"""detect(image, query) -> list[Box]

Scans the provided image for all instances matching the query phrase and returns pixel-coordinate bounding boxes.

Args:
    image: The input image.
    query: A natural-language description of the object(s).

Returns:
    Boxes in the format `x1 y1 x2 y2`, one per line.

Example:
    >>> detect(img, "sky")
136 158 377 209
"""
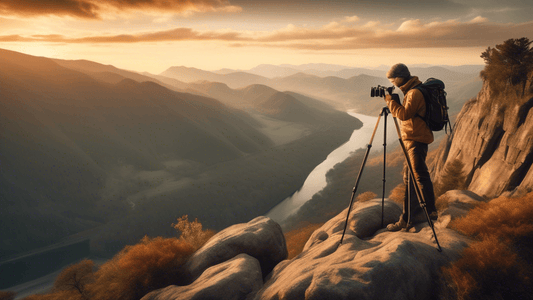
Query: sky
0 0 532 73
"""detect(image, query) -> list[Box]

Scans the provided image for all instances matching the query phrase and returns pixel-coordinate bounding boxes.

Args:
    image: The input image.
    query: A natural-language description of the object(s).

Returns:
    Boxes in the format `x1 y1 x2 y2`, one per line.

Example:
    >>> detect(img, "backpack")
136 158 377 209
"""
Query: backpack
414 78 452 133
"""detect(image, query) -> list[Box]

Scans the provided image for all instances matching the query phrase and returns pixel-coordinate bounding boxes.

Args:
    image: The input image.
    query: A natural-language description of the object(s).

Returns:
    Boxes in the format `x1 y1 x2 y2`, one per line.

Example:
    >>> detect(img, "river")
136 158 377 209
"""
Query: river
266 110 398 224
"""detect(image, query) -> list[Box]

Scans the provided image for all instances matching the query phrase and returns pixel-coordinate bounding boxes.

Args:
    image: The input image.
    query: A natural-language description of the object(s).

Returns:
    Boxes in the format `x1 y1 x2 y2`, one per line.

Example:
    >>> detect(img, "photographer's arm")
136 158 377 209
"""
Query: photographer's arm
384 90 423 121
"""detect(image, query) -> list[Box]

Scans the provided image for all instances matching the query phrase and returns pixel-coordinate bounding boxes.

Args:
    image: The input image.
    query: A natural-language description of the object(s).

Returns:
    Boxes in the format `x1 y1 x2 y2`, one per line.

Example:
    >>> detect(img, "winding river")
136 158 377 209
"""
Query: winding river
266 110 398 223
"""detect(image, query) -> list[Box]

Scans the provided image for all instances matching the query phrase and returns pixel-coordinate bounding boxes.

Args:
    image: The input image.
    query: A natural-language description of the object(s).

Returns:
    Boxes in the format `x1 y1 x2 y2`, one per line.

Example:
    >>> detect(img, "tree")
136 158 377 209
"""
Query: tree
435 159 466 198
52 259 95 300
481 38 533 94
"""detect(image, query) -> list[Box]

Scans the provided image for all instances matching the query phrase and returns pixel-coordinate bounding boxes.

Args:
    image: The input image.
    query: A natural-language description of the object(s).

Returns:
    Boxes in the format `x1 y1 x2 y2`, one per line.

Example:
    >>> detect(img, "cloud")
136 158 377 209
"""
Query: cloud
0 27 247 43
0 0 242 19
1 17 532 51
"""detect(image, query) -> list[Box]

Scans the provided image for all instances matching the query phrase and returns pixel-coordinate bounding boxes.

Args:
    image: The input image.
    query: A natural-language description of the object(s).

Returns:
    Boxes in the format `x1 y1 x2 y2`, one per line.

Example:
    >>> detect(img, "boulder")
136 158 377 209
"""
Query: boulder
141 254 263 300
254 199 472 300
438 190 485 225
182 216 287 282
304 198 402 251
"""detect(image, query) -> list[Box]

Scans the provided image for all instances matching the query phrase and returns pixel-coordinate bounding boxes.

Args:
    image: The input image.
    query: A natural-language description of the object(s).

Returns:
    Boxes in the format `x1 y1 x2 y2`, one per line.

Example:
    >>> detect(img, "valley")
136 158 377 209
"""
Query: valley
0 48 483 294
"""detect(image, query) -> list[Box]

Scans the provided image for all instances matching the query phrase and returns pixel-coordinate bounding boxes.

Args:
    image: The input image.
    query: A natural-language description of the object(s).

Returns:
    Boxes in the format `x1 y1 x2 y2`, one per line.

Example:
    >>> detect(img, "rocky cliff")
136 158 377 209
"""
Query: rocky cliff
431 71 533 199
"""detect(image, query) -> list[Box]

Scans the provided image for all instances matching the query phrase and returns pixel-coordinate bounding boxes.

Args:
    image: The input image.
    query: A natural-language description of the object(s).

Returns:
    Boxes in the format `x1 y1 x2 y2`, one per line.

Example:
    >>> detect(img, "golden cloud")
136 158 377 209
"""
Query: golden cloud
0 0 241 19
1 17 532 50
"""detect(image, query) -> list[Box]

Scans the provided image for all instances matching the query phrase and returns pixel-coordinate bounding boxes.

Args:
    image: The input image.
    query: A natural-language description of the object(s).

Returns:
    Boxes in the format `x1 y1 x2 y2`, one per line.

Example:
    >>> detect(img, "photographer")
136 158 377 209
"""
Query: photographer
383 63 438 231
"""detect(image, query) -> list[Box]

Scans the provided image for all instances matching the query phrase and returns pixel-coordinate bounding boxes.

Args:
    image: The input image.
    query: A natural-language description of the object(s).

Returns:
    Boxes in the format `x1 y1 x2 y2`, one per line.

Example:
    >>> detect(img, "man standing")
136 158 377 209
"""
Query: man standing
384 63 438 231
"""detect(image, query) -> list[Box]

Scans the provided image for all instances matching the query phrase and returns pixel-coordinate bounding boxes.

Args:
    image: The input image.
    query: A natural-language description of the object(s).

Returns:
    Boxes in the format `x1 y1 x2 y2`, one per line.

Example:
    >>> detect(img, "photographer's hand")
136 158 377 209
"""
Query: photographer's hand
384 94 392 102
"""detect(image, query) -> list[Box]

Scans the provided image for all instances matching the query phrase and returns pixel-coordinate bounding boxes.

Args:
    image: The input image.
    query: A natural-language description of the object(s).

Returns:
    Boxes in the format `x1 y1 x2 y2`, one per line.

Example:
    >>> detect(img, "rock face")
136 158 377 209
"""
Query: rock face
254 198 474 300
438 190 485 223
431 75 533 199
142 196 482 300
141 254 263 300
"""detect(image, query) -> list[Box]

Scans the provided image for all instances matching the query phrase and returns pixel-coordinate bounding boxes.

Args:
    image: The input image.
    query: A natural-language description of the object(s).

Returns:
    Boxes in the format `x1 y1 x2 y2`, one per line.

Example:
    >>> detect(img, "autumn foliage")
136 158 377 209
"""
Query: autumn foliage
0 291 16 300
442 192 533 299
283 222 324 260
21 216 214 300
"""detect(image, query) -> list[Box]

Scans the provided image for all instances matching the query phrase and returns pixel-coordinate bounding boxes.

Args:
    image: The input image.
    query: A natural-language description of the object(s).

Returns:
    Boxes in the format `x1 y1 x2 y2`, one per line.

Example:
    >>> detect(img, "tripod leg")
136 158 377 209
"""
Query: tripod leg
391 117 443 252
340 113 383 245
381 110 388 228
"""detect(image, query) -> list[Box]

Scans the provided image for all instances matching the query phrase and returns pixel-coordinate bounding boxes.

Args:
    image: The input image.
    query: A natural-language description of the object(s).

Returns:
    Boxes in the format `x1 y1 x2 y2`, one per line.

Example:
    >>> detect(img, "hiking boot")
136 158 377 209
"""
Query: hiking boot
387 218 408 232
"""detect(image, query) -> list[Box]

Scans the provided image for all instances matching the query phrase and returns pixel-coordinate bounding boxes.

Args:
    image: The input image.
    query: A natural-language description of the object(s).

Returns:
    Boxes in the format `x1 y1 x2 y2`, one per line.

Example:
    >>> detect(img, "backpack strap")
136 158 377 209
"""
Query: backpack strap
412 84 427 122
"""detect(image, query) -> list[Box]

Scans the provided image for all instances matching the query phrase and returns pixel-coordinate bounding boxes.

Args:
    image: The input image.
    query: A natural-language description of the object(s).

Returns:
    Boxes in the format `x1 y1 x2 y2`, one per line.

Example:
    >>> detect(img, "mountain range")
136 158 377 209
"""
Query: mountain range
158 64 483 114
0 48 360 260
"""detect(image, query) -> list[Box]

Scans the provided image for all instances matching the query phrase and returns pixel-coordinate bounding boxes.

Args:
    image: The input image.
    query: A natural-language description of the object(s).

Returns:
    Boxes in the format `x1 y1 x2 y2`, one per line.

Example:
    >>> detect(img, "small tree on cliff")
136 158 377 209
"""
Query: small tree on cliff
480 38 533 95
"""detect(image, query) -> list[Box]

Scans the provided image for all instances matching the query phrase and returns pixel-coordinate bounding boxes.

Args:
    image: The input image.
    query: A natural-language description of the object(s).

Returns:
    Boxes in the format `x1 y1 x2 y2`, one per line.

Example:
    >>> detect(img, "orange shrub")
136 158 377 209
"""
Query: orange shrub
442 236 529 300
21 216 215 300
173 215 216 251
53 259 94 299
356 191 377 202
388 183 405 205
284 222 324 259
451 192 533 241
442 192 533 300
434 159 466 198
435 193 450 212
0 291 16 300
88 236 195 300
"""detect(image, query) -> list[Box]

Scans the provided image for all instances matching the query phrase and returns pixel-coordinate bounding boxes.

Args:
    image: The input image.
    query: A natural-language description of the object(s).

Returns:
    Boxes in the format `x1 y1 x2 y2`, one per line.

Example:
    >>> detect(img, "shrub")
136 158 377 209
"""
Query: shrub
284 222 324 259
173 215 216 251
356 191 377 202
442 236 530 300
88 236 195 300
388 183 405 205
21 216 215 300
0 291 16 300
52 259 94 300
441 192 533 299
451 193 533 241
435 193 450 212
434 159 466 198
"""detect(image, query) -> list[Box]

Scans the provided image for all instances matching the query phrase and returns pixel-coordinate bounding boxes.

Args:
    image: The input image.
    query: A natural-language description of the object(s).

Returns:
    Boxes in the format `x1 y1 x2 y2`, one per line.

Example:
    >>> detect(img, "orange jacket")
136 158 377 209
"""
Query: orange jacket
385 76 434 144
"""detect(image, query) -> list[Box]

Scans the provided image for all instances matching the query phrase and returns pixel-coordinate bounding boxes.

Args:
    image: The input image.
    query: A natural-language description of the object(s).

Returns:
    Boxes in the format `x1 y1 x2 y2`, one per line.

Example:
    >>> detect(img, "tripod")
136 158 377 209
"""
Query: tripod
339 106 442 252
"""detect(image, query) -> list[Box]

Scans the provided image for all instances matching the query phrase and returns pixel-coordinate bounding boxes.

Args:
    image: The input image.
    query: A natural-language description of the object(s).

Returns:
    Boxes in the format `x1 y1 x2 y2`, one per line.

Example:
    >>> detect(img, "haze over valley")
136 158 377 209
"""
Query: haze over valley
0 45 487 267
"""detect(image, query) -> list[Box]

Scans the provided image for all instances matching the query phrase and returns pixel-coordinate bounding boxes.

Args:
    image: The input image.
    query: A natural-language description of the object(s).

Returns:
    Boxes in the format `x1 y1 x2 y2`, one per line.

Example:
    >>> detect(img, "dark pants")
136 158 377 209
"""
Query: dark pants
401 141 437 221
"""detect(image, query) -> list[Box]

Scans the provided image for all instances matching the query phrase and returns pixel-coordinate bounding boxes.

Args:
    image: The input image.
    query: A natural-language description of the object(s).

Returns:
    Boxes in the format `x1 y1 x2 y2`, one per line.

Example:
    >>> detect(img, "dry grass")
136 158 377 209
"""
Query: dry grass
172 215 216 251
434 159 466 198
367 146 404 168
451 193 533 240
441 192 533 300
21 216 214 300
0 291 16 300
89 236 195 300
388 183 405 205
284 222 325 259
435 193 450 212
356 191 377 202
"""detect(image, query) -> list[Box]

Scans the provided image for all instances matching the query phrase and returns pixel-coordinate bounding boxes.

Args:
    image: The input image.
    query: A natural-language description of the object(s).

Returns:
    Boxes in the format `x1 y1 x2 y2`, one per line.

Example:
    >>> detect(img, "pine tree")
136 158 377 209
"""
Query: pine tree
481 38 533 95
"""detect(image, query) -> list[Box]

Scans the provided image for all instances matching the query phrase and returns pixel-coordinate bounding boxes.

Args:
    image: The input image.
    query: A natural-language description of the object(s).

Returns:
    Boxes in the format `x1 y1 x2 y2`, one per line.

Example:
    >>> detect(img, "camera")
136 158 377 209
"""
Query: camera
370 85 395 97
371 85 401 104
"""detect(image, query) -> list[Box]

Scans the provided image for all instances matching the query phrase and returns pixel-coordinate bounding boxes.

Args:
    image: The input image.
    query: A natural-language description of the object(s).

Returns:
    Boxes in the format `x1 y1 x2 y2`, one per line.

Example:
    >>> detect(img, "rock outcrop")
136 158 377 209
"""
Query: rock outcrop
143 194 483 300
431 74 533 199
181 216 287 282
254 198 474 300
142 254 263 300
